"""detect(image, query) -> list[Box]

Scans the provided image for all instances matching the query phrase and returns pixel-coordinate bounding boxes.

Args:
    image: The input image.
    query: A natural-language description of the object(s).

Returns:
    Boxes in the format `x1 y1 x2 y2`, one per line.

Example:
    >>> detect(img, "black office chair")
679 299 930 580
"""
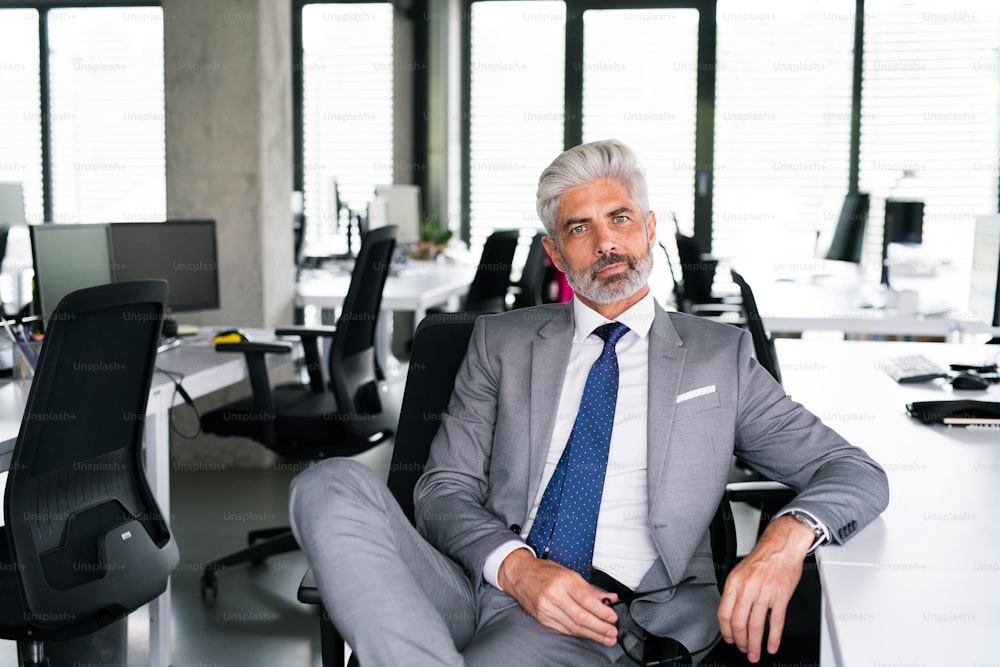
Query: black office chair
673 232 742 317
0 280 178 666
463 229 521 312
198 225 402 599
510 231 547 310
296 312 739 667
729 269 781 385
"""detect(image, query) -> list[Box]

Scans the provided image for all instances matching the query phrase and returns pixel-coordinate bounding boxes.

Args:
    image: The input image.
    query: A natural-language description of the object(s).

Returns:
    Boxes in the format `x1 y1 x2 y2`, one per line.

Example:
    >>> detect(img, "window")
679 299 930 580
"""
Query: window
46 7 166 223
468 1 565 250
0 9 42 223
714 0 855 263
300 2 394 257
581 8 699 234
859 0 1000 273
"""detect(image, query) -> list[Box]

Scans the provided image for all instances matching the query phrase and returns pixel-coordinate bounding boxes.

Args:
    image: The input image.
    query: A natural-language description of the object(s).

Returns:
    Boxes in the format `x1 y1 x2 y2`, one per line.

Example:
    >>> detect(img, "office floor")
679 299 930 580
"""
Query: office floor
0 447 817 667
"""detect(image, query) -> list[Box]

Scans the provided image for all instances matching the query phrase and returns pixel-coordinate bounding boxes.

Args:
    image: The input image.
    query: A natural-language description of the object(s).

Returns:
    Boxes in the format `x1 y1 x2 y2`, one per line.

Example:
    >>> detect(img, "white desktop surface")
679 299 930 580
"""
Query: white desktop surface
296 260 476 324
775 338 1000 665
0 329 296 667
735 258 999 339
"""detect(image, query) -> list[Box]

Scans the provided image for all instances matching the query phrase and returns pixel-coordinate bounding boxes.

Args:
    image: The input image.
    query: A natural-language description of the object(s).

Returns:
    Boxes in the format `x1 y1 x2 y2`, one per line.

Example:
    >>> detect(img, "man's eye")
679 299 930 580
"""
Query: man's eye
570 225 586 234
613 215 629 223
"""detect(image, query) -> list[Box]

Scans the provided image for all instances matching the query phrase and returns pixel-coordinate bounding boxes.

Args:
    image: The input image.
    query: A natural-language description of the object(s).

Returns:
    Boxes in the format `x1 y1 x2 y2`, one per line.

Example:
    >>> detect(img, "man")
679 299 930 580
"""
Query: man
290 139 889 666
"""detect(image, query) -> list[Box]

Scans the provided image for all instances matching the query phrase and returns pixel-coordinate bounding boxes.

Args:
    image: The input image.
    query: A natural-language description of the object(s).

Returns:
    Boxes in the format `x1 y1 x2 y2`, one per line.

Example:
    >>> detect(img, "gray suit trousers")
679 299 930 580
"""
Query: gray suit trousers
289 459 633 667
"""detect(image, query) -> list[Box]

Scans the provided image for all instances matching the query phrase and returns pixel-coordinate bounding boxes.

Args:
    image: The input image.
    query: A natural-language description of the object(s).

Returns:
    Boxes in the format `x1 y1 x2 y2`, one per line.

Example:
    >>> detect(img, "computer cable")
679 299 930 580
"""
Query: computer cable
154 366 202 439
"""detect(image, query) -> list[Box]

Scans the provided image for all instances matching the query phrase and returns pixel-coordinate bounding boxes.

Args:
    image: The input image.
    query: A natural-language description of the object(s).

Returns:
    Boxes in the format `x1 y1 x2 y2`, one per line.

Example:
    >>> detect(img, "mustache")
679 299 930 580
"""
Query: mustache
590 253 638 275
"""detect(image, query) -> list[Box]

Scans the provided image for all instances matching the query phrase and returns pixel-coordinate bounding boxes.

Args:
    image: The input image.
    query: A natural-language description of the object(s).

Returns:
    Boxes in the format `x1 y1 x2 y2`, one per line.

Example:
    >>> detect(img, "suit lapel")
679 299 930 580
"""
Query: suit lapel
645 307 690 582
527 306 575 503
646 307 686 508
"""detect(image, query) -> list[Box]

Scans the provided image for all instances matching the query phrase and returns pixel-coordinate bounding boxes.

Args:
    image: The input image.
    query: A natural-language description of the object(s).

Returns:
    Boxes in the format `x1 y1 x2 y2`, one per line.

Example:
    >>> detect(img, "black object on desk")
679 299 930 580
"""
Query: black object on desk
907 399 1000 425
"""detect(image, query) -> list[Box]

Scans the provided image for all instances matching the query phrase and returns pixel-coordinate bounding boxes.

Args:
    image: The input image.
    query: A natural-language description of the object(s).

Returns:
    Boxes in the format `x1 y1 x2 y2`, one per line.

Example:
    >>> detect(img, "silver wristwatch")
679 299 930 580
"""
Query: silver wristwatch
786 510 827 549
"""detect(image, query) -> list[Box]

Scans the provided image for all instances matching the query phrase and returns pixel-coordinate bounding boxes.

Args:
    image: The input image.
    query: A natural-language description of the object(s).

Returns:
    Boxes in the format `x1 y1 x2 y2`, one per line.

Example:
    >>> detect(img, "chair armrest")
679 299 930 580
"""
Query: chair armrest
215 341 294 354
274 327 336 392
298 568 321 605
275 325 337 338
213 341 294 448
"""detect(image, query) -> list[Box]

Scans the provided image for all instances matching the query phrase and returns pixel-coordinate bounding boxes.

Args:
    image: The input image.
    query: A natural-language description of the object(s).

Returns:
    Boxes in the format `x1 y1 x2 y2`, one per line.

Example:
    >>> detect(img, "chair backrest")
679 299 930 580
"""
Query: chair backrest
1 280 178 642
329 225 397 418
385 313 479 523
511 231 547 310
464 229 520 312
730 270 782 385
825 192 870 264
674 232 718 309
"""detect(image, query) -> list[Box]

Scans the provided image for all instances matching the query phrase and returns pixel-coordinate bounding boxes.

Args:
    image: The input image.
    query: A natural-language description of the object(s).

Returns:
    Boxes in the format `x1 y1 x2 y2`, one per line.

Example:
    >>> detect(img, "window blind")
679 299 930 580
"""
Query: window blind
468 1 565 251
0 9 43 224
301 2 394 257
859 0 1000 276
48 7 166 223
714 0 855 264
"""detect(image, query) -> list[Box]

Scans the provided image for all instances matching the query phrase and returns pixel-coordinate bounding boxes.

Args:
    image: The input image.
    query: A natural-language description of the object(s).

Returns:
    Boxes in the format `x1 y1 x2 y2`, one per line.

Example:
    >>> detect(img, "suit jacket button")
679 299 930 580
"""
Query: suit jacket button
509 524 521 534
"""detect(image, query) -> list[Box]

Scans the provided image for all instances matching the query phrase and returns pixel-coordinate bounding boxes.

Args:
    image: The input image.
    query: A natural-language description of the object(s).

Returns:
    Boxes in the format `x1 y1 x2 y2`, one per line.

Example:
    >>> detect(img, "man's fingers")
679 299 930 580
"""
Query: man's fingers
766 604 786 656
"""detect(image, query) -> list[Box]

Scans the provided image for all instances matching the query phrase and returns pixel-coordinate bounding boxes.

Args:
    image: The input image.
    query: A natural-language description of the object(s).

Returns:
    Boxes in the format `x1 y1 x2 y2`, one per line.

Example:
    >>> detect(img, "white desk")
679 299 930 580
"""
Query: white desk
775 338 1000 665
297 261 476 375
296 260 476 328
0 331 295 667
734 258 1000 340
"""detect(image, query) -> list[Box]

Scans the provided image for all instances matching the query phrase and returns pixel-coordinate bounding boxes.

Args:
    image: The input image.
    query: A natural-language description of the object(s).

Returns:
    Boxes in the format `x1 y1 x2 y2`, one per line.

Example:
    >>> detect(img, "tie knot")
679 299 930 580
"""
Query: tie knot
593 321 629 347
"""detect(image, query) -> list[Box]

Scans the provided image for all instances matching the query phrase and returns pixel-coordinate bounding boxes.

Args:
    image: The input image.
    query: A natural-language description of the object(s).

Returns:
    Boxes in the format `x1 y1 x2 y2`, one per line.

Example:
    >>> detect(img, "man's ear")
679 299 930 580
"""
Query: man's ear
542 235 566 273
646 210 658 245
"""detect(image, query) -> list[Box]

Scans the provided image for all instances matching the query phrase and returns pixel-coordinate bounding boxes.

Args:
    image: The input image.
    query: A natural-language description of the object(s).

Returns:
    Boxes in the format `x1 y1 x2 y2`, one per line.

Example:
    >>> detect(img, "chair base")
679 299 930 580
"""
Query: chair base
200 529 299 601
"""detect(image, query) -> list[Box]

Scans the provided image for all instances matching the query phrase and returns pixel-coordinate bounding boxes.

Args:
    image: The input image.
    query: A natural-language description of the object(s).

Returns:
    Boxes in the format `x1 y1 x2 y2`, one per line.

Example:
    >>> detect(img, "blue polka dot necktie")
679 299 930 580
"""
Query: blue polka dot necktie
526 321 630 580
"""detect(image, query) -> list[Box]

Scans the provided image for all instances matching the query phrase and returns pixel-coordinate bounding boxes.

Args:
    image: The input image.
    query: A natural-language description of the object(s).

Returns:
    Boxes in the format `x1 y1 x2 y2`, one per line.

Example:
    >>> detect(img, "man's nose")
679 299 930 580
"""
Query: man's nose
594 224 617 254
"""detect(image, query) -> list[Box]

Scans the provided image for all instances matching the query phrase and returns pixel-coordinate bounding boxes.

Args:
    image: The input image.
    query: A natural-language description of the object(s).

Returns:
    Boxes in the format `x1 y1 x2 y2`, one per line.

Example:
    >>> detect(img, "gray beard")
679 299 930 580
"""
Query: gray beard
559 245 653 305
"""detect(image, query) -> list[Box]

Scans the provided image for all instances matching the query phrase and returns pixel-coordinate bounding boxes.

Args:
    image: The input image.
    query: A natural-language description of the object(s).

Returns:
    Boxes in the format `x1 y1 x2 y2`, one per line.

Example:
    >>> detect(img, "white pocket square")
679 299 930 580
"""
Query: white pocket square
676 385 716 404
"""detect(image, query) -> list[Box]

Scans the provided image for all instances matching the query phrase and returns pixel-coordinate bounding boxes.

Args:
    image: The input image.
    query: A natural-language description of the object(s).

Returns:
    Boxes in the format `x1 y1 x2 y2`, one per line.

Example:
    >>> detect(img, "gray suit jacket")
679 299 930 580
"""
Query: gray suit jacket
414 302 889 651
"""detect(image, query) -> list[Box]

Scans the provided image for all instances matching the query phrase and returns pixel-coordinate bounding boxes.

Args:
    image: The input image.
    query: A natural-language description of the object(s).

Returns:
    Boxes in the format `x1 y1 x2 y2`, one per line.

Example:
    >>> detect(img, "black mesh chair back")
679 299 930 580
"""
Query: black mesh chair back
729 270 781 384
329 225 397 426
0 280 178 645
511 231 547 310
385 312 479 521
464 229 520 312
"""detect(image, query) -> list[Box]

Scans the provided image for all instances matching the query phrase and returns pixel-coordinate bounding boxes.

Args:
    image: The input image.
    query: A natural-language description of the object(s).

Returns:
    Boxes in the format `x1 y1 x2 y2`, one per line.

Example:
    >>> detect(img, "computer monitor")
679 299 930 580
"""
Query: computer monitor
373 184 421 244
824 192 870 263
0 182 26 224
969 214 1000 327
884 200 924 245
108 220 220 315
30 223 114 327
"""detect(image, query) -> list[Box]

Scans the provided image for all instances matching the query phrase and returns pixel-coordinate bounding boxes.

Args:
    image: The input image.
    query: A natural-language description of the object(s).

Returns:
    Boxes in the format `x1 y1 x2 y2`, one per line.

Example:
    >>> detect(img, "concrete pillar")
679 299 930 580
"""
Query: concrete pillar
162 0 293 329
162 0 293 467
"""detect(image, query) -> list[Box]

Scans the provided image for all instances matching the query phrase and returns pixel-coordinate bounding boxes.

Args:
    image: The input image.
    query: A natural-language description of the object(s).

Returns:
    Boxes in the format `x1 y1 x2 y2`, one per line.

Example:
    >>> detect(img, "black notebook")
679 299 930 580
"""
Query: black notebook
906 400 1000 426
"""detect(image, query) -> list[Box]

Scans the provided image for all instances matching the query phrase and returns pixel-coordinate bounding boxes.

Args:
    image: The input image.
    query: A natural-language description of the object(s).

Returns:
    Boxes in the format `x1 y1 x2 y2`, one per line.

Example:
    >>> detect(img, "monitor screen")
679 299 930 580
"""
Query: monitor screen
373 184 421 244
30 223 114 326
969 214 1000 327
109 220 220 313
884 200 924 244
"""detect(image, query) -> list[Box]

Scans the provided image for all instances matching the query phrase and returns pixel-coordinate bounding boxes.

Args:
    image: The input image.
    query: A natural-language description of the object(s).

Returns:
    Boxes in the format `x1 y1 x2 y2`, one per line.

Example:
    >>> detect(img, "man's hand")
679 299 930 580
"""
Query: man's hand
717 514 815 663
498 548 619 646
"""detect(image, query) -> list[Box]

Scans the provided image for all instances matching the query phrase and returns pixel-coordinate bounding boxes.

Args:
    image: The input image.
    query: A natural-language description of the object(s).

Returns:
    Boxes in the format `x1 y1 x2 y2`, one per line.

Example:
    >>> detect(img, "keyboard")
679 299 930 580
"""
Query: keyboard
881 354 950 383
